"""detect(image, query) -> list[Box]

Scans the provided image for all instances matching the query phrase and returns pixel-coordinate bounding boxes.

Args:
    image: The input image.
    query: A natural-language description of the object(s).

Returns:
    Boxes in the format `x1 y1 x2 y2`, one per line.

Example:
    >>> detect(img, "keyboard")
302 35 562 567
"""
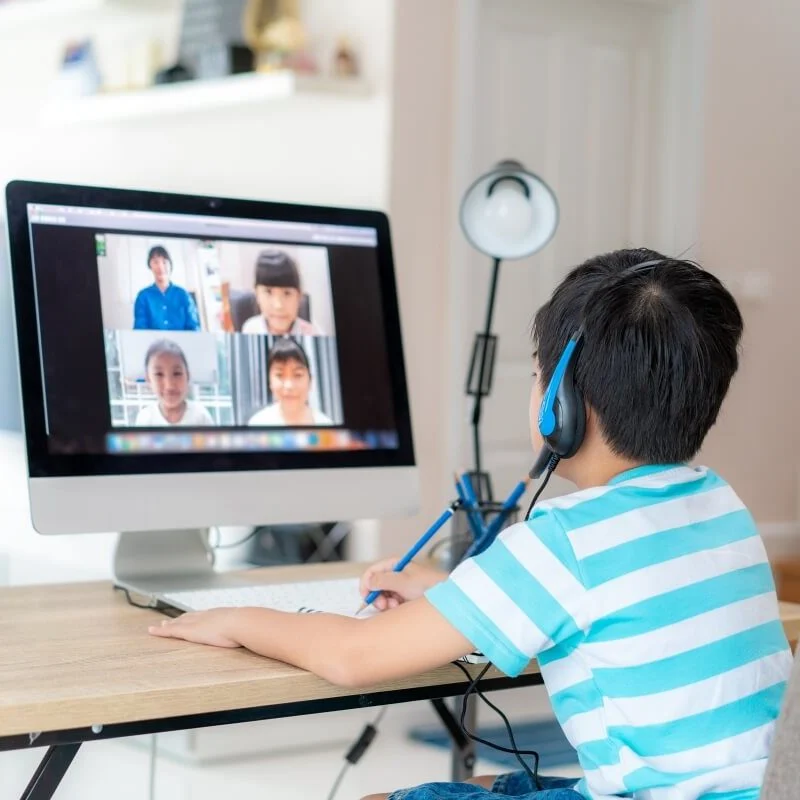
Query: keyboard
162 576 489 664
161 577 372 618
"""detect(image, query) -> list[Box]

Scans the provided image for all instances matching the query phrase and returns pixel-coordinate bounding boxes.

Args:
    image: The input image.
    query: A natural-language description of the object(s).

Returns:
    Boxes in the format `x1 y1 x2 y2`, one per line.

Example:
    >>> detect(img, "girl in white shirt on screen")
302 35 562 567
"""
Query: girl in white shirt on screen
248 337 334 427
135 339 214 427
241 249 323 336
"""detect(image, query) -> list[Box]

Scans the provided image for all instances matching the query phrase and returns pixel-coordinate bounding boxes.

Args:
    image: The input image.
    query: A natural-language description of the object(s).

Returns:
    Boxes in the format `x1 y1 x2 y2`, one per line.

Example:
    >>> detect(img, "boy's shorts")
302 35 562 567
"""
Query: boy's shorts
388 772 581 799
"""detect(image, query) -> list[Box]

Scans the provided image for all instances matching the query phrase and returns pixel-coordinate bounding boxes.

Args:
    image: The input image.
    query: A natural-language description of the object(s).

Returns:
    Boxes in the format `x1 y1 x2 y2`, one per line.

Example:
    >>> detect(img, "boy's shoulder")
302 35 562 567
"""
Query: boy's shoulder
527 464 742 540
519 466 758 580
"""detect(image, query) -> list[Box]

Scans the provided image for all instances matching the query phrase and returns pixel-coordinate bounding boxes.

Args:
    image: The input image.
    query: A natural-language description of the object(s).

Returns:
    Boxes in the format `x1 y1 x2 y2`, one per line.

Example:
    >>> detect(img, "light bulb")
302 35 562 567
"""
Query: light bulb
481 183 535 241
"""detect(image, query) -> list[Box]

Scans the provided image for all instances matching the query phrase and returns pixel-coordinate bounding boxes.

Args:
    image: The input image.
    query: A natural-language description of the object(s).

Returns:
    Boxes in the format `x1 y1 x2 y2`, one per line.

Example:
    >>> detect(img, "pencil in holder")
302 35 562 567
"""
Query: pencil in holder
430 501 520 572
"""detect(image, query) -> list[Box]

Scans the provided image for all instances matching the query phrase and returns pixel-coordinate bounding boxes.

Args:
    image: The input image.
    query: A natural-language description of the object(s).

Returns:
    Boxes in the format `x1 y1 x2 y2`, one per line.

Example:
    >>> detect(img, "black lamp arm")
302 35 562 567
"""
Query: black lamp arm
467 257 502 500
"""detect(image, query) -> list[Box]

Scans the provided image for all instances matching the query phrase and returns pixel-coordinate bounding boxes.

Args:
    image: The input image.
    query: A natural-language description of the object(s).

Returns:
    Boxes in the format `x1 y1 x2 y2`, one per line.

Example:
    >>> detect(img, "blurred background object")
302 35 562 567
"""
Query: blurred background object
51 40 102 98
179 0 251 80
243 0 311 73
332 35 358 77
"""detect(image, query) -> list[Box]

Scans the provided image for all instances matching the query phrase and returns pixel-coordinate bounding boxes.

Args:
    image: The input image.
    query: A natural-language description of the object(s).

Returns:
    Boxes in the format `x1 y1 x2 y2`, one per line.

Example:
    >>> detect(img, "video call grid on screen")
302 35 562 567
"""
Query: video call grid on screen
23 201 406 460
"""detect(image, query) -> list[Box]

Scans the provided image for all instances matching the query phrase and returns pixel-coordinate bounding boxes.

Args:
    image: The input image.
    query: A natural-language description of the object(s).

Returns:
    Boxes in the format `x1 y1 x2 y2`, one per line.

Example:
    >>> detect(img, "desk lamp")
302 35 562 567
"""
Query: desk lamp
460 159 558 501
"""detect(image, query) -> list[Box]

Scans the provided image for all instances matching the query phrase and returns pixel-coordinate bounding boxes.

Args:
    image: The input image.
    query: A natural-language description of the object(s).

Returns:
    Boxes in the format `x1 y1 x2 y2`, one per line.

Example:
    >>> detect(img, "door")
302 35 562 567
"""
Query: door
449 0 702 504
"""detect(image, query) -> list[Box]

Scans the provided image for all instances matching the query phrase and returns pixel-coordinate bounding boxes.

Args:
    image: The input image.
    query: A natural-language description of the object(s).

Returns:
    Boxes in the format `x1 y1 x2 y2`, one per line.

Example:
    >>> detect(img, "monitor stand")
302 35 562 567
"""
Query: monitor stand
113 529 251 599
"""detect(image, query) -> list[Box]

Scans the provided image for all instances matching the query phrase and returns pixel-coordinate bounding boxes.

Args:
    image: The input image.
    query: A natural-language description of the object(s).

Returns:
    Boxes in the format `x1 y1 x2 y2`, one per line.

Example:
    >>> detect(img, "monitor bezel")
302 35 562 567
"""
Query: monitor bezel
5 180 415 479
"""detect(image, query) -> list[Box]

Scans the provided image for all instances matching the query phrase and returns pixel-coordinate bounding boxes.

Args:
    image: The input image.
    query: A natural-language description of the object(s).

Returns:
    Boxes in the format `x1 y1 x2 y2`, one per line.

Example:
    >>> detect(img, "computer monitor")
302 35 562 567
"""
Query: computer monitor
4 180 418 594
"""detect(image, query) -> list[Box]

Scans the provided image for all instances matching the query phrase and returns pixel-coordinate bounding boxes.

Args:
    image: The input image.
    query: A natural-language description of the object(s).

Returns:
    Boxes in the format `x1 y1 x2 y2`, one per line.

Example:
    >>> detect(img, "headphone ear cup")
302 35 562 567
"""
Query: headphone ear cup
549 352 583 457
563 386 585 458
542 398 562 455
550 385 576 457
538 329 585 458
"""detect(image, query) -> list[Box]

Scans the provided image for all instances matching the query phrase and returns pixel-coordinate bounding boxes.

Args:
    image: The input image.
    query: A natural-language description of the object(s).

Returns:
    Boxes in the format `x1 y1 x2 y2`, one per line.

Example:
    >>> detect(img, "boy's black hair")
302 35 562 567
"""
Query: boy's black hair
268 336 311 375
144 338 189 375
255 249 301 291
147 245 171 270
532 248 744 463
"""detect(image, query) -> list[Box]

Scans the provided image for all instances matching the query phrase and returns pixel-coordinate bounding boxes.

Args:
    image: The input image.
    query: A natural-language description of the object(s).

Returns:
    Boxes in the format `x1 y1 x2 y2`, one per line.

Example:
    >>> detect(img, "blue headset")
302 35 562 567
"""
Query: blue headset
531 259 667 478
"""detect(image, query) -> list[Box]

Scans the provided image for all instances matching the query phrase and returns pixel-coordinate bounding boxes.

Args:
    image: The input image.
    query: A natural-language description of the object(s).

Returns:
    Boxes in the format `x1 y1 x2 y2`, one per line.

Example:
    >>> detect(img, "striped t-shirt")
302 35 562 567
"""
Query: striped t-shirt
426 464 792 800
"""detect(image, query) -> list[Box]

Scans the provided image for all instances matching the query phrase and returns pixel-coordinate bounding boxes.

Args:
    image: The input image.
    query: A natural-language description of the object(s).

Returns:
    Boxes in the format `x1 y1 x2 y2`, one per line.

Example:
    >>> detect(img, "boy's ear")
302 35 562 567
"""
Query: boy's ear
582 402 598 437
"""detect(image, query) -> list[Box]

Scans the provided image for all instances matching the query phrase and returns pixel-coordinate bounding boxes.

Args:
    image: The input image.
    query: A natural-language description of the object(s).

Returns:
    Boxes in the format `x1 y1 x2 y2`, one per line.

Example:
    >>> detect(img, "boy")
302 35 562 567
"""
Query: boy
247 336 334 426
150 249 791 800
133 245 201 331
241 248 323 336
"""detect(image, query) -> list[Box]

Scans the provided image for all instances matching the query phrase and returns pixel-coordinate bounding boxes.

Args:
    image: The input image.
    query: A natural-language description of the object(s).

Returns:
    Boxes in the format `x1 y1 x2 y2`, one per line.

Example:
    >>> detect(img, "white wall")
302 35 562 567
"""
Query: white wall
376 0 459 555
0 431 118 582
696 0 800 532
3 94 392 207
0 0 395 209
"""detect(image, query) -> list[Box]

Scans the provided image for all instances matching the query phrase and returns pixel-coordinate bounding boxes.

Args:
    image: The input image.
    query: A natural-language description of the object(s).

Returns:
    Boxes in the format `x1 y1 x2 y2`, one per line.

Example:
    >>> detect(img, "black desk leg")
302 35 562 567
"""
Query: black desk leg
431 697 476 781
20 744 81 800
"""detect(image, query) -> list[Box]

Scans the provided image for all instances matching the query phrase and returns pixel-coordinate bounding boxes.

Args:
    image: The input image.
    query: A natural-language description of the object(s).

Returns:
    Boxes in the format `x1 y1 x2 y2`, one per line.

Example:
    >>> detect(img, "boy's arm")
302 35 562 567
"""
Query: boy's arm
150 597 473 688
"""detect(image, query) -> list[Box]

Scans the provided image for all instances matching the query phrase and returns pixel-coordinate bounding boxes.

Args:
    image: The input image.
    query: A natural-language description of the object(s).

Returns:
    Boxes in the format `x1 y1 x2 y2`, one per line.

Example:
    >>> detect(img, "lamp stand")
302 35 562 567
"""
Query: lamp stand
466 257 501 502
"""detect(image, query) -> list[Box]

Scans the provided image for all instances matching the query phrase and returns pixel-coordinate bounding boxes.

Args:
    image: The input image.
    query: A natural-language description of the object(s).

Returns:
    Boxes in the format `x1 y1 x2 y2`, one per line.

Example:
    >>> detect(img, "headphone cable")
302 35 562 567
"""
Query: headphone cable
525 455 558 519
326 706 388 800
451 660 543 790
453 459 559 791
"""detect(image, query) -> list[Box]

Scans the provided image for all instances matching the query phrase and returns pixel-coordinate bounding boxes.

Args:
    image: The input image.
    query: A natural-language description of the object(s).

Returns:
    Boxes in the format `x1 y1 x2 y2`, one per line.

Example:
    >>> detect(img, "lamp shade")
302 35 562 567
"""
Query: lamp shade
460 160 559 260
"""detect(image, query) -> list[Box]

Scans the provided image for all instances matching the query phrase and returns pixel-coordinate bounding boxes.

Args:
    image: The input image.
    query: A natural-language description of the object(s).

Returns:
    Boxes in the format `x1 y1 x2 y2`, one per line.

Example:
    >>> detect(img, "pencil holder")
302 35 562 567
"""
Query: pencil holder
429 501 520 572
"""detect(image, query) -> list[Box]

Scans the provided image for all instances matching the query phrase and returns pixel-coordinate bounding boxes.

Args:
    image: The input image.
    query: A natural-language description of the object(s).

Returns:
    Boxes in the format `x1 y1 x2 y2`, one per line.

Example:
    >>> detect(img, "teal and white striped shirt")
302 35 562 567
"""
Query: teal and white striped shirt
426 464 791 800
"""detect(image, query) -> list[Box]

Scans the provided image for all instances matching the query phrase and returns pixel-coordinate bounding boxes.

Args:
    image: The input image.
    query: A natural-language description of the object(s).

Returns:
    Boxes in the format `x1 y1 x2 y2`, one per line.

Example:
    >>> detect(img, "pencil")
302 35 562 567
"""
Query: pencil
454 471 487 545
462 473 531 559
356 503 457 614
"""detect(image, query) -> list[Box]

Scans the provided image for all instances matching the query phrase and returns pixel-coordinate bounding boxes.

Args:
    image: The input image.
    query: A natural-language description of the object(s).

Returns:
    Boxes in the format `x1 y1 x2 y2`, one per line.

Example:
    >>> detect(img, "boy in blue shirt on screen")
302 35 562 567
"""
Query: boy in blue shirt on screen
151 249 791 800
133 245 201 331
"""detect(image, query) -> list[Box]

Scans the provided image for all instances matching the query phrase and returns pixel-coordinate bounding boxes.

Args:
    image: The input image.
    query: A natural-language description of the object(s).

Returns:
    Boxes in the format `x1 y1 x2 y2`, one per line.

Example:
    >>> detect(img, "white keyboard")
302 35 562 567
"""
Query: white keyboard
161 577 373 618
162 576 488 664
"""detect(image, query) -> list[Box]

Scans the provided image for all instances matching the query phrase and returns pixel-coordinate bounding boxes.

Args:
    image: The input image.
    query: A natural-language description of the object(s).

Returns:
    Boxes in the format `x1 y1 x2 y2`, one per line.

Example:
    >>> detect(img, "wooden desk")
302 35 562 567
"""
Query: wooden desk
3 562 800 800
0 563 542 800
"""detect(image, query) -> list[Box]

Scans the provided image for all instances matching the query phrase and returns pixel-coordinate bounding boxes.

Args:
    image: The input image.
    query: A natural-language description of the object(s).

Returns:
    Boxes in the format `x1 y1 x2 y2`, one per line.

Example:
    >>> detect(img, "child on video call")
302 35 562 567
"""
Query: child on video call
248 336 334 427
151 249 791 800
133 245 201 332
135 339 214 427
241 248 324 336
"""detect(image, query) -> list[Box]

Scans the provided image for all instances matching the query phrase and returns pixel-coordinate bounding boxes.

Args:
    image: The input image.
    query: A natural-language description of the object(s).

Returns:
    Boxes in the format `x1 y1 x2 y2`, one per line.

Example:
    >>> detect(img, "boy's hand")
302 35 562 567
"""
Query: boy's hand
359 558 447 611
148 608 242 648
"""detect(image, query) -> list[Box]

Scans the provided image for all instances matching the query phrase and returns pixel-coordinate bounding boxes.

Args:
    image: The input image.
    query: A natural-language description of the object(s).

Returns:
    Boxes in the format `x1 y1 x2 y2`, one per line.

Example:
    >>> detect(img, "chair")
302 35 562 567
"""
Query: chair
762 644 800 799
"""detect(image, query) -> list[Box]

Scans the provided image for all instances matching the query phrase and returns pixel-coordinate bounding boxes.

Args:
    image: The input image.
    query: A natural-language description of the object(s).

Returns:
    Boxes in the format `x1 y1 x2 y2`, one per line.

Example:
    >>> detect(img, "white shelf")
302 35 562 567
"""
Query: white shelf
0 0 101 27
40 71 373 127
0 0 170 30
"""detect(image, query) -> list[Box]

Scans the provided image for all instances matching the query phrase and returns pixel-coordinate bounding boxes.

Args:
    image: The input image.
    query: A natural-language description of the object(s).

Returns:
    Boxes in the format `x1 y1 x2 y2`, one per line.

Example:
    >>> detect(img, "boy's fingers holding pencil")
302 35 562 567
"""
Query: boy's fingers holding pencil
359 561 449 607
358 556 400 599
366 571 409 595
